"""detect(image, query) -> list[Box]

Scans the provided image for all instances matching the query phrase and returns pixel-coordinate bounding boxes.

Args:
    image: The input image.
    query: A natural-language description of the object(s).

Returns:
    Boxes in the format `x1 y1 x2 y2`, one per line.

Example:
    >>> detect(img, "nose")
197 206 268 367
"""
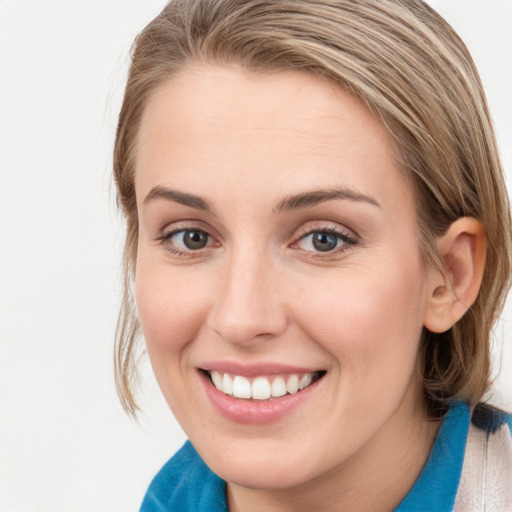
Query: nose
206 249 288 345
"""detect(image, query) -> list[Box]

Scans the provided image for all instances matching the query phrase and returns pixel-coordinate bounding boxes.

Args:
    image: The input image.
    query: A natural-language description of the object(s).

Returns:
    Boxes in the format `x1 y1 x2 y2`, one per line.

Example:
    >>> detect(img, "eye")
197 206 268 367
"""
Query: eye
296 229 356 253
159 228 213 253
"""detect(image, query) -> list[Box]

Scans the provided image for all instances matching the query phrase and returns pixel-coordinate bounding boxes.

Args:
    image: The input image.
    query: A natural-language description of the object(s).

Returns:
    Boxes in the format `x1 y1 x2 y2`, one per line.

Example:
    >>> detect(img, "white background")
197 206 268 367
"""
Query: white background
0 1 511 510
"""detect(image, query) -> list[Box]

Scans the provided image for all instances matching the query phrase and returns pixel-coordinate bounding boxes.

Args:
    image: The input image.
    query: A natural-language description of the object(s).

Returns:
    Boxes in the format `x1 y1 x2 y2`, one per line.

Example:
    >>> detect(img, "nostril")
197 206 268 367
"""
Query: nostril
207 318 287 346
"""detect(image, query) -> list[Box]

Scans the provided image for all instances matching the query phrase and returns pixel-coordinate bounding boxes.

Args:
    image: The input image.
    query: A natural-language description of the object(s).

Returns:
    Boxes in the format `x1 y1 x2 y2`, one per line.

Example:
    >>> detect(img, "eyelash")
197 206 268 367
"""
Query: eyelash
292 227 358 258
155 225 358 259
155 227 217 257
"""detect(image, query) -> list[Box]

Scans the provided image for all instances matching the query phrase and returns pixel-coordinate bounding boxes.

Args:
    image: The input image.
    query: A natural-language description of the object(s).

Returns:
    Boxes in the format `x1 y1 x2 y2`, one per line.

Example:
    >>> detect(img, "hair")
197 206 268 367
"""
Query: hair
113 0 512 417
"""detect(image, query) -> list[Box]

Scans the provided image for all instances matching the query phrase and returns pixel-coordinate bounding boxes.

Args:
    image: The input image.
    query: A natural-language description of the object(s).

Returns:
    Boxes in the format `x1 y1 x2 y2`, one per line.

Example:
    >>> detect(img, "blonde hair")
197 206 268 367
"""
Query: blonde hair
114 0 512 416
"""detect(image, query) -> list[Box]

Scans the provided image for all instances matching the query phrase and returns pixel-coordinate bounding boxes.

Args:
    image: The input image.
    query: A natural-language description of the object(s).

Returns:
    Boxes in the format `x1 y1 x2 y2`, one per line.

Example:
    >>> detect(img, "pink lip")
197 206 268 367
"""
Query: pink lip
199 360 322 377
198 368 325 425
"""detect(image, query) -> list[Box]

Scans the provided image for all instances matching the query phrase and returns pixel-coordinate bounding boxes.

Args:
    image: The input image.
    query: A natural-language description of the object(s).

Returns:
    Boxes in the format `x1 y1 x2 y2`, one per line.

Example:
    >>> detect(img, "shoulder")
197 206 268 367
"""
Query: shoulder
395 402 512 512
139 441 227 512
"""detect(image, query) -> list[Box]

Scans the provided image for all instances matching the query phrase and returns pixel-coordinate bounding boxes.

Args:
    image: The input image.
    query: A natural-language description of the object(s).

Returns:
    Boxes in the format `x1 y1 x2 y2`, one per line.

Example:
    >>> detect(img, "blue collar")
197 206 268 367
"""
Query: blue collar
395 401 470 511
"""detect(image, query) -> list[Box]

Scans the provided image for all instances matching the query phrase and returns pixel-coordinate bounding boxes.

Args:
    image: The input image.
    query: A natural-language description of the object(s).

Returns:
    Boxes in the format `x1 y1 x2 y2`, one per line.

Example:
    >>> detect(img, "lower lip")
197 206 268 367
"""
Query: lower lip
199 371 324 425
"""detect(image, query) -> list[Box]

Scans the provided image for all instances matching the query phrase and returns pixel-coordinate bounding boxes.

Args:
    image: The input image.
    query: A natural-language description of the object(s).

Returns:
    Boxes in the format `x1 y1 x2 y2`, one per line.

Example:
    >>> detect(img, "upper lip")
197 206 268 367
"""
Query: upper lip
199 361 325 377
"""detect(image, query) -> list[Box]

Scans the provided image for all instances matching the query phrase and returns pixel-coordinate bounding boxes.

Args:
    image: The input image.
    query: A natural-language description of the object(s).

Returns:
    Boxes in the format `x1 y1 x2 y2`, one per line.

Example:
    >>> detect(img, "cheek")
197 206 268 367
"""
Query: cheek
294 262 427 380
135 259 211 358
134 258 214 427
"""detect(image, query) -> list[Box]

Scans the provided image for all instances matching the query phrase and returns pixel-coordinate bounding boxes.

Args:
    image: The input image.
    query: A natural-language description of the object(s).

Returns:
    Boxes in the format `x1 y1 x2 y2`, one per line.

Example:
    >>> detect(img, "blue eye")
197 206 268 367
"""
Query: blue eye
164 229 210 251
311 232 338 252
297 230 355 253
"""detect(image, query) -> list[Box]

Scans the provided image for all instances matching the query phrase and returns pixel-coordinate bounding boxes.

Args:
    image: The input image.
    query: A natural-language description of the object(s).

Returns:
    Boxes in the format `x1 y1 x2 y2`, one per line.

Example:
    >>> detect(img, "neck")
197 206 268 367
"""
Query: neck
227 395 440 512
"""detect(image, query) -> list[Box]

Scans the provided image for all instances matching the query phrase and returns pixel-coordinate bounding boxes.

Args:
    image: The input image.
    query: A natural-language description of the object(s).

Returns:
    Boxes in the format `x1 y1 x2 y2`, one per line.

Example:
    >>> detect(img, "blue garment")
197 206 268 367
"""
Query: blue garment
140 403 511 511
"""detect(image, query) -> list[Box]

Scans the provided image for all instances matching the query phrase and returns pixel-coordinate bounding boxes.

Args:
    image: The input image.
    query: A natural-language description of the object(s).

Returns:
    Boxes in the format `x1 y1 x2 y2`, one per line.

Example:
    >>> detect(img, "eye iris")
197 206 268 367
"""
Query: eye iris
183 230 208 250
312 232 337 252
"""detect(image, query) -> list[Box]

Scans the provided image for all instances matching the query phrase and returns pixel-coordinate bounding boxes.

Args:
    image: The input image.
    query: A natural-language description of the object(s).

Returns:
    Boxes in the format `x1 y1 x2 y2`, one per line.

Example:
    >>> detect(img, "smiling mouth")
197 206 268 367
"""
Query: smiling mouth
203 370 327 401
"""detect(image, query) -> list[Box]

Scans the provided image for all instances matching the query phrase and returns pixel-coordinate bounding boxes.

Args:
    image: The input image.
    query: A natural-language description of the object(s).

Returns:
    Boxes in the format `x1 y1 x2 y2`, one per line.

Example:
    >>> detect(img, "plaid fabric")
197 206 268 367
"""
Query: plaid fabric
454 404 512 511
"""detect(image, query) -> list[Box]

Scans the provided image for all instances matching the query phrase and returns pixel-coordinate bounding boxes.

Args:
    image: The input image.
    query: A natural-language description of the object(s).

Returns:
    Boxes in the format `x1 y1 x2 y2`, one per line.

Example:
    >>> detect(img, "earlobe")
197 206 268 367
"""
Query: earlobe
423 218 487 333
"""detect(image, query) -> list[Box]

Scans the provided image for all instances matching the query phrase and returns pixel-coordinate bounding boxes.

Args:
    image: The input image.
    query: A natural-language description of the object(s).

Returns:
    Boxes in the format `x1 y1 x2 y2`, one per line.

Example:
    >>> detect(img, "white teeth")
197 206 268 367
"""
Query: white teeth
223 373 233 395
299 373 312 390
252 377 272 400
211 370 223 391
286 374 300 394
233 376 252 399
271 376 287 398
209 371 320 400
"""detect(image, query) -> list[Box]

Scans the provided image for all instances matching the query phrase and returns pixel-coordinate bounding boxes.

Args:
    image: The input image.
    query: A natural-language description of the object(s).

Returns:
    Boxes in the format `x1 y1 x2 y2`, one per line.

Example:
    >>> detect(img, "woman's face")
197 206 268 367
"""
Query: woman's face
134 65 435 490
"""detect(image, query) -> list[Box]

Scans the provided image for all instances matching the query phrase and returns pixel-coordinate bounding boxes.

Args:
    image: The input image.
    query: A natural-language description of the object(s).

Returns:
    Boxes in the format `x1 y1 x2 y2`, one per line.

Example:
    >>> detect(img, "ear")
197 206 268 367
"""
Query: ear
423 217 487 333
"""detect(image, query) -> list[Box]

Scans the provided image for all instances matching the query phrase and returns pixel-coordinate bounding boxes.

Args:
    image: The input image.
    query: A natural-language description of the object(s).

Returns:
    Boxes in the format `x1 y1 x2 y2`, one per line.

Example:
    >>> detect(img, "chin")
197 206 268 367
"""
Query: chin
191 434 326 490
215 458 315 491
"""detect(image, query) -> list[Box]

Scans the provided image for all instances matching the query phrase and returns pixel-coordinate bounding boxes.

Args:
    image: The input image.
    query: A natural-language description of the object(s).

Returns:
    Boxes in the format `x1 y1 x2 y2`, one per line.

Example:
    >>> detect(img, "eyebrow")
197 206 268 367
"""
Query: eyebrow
142 185 380 214
143 186 212 211
274 188 381 213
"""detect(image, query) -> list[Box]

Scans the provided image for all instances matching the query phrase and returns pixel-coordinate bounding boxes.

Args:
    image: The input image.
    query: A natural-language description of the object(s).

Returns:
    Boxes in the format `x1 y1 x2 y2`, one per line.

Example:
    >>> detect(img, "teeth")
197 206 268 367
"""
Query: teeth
286 374 299 394
211 370 223 391
252 377 272 400
209 371 320 400
271 376 287 398
223 373 233 395
233 376 252 399
299 373 312 390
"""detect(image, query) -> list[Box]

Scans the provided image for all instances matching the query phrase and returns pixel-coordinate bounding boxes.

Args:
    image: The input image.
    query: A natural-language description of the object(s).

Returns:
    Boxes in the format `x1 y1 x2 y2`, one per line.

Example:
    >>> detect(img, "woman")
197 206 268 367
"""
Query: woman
113 0 512 510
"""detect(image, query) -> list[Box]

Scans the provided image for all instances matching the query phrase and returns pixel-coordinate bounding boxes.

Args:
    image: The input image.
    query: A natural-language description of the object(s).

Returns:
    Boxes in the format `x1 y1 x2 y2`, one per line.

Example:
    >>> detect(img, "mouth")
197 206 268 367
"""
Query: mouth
201 369 327 401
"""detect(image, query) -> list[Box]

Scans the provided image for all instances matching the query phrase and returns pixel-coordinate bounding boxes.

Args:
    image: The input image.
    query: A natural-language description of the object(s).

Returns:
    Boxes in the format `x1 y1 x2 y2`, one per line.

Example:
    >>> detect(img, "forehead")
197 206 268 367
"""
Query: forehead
134 64 412 212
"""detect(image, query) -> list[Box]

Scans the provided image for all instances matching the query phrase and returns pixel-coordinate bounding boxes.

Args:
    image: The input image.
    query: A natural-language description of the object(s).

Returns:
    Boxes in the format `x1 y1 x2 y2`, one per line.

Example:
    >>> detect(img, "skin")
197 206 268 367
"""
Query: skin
134 65 444 512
